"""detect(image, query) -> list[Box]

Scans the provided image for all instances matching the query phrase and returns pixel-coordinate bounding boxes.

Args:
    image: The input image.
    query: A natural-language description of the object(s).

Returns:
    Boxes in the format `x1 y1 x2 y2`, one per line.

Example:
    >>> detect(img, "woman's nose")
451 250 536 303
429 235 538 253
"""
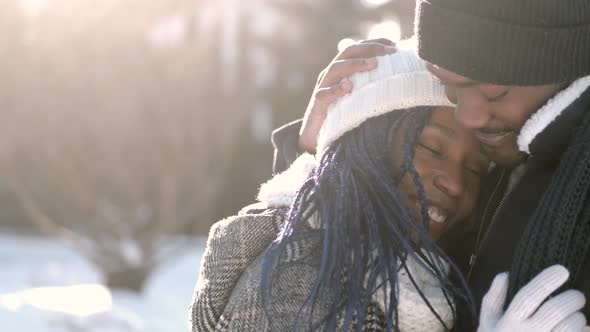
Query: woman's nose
433 168 465 198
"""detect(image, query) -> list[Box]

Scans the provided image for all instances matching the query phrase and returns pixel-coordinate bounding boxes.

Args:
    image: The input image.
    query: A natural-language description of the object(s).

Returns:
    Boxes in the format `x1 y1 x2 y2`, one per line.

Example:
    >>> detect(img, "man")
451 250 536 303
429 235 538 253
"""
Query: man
415 1 590 329
272 0 590 329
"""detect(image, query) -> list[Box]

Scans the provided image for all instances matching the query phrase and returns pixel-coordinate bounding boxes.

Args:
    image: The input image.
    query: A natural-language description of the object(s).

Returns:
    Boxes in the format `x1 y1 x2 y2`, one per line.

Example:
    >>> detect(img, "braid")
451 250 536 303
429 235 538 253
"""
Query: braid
508 109 590 301
402 115 431 231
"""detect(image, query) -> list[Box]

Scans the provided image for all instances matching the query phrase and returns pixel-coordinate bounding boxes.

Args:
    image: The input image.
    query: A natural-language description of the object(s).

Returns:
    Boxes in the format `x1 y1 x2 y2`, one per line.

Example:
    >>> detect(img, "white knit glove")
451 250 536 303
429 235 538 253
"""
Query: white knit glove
477 265 587 332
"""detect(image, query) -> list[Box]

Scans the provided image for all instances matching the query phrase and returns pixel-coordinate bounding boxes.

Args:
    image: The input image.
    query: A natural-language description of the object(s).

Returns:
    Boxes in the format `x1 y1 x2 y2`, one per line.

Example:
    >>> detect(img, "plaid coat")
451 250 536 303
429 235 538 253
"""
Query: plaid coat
189 204 391 331
189 204 285 331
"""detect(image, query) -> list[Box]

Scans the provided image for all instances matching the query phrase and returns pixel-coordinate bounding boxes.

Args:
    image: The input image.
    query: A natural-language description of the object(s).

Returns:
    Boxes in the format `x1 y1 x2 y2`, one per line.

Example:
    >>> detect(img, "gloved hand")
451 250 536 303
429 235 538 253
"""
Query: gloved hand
477 265 587 332
298 39 396 153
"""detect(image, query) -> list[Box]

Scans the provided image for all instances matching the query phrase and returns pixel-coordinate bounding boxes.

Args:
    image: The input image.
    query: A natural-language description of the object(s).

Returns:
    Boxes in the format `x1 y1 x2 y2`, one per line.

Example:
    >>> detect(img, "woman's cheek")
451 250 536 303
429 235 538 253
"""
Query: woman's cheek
412 154 431 177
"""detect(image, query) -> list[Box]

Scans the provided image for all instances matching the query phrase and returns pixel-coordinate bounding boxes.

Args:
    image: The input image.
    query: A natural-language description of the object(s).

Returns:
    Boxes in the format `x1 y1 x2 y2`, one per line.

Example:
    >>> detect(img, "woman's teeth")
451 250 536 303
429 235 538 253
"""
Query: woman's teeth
428 206 447 224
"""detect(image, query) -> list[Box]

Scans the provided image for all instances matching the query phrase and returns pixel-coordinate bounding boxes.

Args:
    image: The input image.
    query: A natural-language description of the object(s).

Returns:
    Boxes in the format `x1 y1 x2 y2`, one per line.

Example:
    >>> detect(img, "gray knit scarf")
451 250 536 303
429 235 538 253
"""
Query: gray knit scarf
508 83 590 302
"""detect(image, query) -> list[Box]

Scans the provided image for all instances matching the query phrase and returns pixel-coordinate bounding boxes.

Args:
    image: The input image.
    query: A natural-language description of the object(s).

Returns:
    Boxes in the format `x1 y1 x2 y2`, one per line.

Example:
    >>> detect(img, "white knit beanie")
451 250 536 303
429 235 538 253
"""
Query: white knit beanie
316 49 454 158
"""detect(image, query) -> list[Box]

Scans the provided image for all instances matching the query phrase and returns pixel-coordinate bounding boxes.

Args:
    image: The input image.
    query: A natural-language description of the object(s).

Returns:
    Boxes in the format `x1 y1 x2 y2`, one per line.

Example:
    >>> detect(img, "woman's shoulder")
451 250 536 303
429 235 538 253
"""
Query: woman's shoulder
190 206 289 332
201 206 291 289
237 202 285 216
216 230 331 331
208 204 287 241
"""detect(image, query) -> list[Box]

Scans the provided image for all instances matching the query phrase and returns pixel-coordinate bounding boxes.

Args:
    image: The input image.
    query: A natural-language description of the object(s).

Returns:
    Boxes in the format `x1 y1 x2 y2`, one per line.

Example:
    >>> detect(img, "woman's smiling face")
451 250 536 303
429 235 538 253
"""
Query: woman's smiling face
393 106 490 240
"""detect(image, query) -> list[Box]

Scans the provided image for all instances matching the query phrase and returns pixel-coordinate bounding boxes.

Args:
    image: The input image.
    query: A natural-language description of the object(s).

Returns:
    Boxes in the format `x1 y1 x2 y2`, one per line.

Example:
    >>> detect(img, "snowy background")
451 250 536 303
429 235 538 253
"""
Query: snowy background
0 232 206 332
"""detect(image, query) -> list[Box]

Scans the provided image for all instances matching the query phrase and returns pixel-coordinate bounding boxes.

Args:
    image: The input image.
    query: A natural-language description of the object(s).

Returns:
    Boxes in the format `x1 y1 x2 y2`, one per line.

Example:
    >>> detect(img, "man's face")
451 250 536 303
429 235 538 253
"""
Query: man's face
426 64 565 166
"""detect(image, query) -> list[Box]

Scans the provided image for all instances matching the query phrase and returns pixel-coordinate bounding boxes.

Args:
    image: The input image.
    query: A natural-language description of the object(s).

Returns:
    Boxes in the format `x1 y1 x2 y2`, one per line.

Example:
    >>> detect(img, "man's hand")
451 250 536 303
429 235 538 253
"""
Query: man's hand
298 38 397 153
478 265 587 332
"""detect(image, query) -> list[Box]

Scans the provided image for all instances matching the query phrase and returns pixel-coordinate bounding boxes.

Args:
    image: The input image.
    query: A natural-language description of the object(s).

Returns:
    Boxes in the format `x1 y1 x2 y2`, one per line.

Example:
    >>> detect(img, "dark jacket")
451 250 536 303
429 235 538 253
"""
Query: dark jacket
271 83 590 331
446 82 590 330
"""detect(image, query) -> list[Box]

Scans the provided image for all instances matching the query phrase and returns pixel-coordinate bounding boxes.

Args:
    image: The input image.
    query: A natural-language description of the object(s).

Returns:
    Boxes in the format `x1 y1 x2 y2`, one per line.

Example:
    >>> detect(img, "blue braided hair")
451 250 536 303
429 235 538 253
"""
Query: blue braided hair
262 106 476 331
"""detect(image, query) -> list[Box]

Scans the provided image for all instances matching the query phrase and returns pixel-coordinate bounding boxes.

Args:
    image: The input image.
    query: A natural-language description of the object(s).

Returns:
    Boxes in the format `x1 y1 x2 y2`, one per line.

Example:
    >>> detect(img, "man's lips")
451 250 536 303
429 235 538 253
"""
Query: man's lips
474 129 514 148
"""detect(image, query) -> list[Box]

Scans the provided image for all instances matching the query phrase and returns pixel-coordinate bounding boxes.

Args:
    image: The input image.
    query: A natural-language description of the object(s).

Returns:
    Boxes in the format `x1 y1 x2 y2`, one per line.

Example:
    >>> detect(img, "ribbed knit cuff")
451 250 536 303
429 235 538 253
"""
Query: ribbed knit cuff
415 1 590 85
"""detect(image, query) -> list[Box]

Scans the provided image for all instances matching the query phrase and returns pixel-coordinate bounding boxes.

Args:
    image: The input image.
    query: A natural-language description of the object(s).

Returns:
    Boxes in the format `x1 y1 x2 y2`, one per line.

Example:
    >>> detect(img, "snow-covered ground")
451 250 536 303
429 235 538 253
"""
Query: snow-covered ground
0 232 207 332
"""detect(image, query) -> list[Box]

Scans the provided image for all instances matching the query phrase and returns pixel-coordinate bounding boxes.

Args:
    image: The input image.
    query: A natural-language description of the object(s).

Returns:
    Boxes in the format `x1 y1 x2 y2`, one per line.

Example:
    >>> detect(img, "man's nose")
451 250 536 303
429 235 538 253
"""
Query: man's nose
454 89 491 129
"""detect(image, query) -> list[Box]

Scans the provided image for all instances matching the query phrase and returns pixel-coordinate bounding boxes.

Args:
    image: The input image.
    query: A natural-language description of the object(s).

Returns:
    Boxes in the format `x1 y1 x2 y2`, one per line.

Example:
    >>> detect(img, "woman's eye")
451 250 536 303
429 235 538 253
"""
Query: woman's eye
418 142 441 156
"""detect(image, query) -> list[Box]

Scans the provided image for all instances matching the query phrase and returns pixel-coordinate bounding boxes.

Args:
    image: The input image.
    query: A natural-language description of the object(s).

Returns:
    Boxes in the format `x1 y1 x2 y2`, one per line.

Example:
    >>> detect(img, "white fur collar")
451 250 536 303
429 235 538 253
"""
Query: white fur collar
517 75 590 154
257 153 317 208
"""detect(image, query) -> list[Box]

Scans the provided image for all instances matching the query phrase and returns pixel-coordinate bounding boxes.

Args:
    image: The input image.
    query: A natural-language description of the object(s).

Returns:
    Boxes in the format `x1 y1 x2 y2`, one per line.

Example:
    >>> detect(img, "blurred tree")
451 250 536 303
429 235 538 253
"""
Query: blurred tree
263 0 386 125
0 0 246 290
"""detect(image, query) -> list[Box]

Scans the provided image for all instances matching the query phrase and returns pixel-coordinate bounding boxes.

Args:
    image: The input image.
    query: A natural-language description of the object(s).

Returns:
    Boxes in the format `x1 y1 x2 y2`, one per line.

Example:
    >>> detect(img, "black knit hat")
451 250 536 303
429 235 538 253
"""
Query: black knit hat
415 0 590 85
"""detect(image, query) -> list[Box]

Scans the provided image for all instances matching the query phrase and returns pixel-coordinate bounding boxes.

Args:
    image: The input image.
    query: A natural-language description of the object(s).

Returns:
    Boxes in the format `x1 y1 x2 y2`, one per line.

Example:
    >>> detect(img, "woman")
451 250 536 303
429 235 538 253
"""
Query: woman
190 50 585 332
